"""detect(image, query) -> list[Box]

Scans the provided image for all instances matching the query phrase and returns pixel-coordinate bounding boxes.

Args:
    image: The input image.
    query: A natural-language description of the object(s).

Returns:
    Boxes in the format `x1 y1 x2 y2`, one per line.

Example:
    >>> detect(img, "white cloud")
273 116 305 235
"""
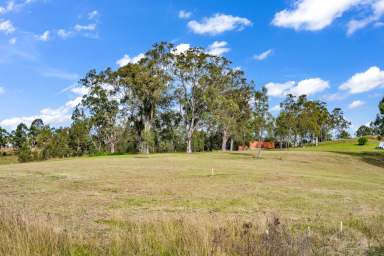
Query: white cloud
265 78 329 97
9 37 16 44
270 105 281 112
74 24 96 32
116 53 145 67
0 0 37 15
65 97 83 108
188 13 252 35
207 41 230 56
88 10 99 20
57 29 72 39
347 0 384 35
0 106 71 129
265 81 296 97
272 0 361 31
70 86 89 96
340 66 384 94
0 1 15 15
348 100 365 109
254 49 273 61
323 92 346 101
179 10 192 19
0 84 90 129
40 68 79 81
173 43 190 54
0 86 5 95
290 78 330 96
272 0 384 34
36 30 50 41
0 20 15 33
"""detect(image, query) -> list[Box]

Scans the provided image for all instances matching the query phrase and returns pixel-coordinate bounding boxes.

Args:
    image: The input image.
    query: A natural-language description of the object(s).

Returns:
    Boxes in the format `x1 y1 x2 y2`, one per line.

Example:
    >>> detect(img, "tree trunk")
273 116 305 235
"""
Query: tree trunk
315 137 319 147
187 129 193 154
110 142 115 154
230 138 234 151
141 118 152 154
222 128 229 152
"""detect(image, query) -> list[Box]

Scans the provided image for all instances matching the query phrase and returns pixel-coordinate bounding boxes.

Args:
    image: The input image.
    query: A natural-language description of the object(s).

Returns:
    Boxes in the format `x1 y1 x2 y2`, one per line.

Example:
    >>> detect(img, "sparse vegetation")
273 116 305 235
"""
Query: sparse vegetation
358 136 369 146
0 148 383 255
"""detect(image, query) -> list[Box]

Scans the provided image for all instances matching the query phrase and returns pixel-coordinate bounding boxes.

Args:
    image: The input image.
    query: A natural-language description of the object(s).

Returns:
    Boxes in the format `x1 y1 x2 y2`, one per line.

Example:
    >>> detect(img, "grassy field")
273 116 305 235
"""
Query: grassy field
0 154 17 165
0 140 383 255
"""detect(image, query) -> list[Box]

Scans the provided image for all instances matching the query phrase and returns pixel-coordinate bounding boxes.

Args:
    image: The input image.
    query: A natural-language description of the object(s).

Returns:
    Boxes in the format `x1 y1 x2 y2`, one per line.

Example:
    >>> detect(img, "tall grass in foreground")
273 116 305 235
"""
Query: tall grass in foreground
0 210 383 256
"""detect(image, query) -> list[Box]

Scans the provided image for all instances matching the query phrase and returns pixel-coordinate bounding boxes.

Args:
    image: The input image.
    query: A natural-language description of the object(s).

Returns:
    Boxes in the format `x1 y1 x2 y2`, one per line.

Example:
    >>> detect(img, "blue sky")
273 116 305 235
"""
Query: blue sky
0 0 383 133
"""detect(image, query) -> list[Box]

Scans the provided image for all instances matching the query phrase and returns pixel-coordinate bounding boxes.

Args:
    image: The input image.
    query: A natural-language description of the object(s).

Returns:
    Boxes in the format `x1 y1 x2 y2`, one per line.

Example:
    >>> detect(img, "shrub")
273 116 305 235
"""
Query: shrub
358 137 368 146
18 143 33 162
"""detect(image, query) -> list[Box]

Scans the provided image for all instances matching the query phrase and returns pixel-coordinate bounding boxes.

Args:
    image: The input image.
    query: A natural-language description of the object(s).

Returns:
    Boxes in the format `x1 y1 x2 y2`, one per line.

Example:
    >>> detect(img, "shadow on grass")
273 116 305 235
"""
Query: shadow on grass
330 151 384 169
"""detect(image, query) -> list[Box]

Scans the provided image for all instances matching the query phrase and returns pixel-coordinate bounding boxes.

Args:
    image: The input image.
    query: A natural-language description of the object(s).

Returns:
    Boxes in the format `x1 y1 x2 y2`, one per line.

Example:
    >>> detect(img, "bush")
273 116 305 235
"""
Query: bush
358 137 368 146
18 143 33 162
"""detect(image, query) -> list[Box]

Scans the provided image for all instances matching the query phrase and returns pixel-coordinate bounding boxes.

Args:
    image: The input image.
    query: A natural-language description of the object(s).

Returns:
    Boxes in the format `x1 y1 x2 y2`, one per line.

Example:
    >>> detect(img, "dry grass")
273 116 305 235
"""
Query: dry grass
0 151 384 255
1 209 383 256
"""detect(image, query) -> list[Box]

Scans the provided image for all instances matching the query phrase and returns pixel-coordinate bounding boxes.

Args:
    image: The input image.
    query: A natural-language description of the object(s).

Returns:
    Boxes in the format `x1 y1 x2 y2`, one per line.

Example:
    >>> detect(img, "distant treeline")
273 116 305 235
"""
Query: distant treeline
0 42 383 162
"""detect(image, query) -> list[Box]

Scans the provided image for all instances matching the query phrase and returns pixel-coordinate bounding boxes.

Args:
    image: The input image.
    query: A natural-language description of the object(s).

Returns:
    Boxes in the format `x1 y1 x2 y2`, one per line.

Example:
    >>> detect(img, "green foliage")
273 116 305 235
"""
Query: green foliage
275 94 344 147
192 131 205 152
8 41 365 160
0 127 9 148
18 142 33 163
358 137 368 146
12 123 29 149
372 97 384 136
356 125 374 137
338 130 351 139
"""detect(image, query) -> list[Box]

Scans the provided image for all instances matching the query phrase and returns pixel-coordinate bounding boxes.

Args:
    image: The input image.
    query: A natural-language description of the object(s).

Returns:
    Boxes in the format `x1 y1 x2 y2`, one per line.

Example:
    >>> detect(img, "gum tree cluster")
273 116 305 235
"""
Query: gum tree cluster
0 42 352 161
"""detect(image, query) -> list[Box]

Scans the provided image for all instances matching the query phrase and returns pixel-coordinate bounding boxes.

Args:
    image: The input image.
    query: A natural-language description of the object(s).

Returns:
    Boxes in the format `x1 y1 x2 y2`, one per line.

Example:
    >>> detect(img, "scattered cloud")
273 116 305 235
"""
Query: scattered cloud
116 53 145 67
0 86 5 95
270 105 281 112
36 30 50 41
188 13 252 35
272 0 360 31
74 23 96 32
264 81 296 97
207 41 230 56
340 66 384 94
179 10 192 19
0 0 38 15
348 100 365 109
0 84 90 129
347 0 384 35
40 68 79 81
0 20 15 33
290 78 330 96
57 29 72 39
272 0 384 34
9 37 16 44
173 43 190 54
0 106 71 129
265 78 329 97
0 1 15 15
88 10 99 20
323 92 346 101
254 49 273 61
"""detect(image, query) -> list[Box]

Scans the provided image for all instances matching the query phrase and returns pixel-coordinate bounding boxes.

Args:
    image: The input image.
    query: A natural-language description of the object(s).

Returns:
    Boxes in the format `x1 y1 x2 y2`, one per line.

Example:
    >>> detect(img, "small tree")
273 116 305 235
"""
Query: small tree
18 142 33 162
356 125 374 137
358 137 368 146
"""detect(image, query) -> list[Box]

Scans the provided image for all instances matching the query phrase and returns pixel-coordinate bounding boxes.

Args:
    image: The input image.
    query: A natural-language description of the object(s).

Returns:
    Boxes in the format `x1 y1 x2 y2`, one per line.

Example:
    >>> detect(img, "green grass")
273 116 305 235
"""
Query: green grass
300 138 382 153
0 145 384 254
